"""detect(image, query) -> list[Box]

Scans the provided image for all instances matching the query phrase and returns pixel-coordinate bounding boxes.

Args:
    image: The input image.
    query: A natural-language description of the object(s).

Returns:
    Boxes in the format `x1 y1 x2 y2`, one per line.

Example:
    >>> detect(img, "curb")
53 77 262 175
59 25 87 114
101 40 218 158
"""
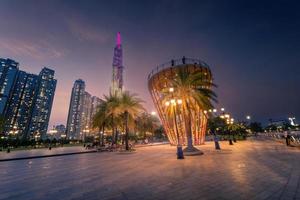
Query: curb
0 150 97 162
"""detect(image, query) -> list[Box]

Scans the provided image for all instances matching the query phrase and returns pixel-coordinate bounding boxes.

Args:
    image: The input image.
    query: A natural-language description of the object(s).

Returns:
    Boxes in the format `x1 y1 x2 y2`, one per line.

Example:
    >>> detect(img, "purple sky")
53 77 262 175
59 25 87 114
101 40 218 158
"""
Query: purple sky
0 0 300 126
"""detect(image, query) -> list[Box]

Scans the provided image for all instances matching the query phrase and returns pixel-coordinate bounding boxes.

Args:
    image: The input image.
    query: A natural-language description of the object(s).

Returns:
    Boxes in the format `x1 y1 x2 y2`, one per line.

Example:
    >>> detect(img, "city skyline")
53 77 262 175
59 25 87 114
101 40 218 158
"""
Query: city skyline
0 0 299 127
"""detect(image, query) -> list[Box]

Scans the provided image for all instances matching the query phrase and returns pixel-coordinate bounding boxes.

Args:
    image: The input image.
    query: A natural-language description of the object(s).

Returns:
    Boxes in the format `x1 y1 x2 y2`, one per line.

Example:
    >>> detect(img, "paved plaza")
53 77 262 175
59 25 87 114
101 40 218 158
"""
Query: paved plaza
0 138 299 200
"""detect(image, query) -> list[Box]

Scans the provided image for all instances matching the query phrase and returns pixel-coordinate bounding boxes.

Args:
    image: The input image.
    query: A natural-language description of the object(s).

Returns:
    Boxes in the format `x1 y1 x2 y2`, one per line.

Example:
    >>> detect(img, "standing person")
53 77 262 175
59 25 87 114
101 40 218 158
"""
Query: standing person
287 131 291 146
284 131 289 146
213 133 221 150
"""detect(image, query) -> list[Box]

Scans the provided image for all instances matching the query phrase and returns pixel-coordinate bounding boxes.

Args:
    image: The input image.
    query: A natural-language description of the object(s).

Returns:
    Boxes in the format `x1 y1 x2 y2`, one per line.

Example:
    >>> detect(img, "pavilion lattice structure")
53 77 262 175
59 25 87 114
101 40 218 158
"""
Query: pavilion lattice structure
148 58 213 145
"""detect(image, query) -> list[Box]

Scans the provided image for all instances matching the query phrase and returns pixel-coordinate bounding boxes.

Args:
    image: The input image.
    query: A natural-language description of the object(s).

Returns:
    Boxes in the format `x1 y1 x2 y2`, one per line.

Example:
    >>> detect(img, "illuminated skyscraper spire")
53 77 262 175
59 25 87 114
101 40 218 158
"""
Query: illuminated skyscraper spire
110 32 124 96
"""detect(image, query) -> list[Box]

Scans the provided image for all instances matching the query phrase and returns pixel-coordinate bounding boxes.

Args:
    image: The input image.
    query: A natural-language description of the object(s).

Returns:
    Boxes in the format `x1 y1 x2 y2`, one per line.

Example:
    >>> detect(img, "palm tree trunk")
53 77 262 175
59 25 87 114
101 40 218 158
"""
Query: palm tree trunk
125 111 129 150
98 127 101 146
115 128 119 144
185 102 195 151
101 124 105 146
186 116 194 150
173 107 180 145
111 115 115 145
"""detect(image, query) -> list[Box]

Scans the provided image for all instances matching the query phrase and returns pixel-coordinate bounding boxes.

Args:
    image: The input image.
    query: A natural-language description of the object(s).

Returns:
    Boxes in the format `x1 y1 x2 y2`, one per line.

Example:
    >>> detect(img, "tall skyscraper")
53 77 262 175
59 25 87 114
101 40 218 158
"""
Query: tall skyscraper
81 91 92 135
4 71 39 139
66 79 102 140
66 79 85 140
90 96 102 128
28 68 57 139
0 59 19 115
110 32 124 96
0 58 57 140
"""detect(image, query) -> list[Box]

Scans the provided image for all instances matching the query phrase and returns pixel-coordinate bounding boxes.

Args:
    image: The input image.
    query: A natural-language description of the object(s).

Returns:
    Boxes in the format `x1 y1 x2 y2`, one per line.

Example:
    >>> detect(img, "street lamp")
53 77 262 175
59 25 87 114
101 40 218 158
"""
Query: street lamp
82 126 90 143
165 94 184 159
151 111 156 116
170 99 176 105
246 115 251 120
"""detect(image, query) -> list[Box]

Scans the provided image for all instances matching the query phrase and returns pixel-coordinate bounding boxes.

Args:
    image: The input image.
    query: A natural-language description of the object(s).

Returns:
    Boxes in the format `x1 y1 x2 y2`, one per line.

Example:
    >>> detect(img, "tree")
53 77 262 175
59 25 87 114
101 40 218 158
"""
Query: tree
104 94 121 144
136 112 160 140
164 67 217 152
227 123 247 140
154 125 166 139
208 116 227 134
117 91 145 150
249 122 263 133
92 100 109 146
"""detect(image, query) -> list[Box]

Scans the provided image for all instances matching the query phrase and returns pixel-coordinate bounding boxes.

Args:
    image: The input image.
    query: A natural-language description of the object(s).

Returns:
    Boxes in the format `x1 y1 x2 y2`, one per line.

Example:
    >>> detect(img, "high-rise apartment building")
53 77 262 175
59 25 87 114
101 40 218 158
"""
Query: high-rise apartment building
28 68 57 139
66 79 101 140
0 58 57 140
90 96 102 127
0 59 19 115
66 79 85 140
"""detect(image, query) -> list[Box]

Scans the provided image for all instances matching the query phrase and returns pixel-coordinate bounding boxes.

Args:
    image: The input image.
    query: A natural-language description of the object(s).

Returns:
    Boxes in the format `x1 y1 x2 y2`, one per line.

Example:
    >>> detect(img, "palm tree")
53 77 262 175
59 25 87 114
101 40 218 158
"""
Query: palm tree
92 100 108 146
165 67 217 152
104 93 121 144
117 91 145 150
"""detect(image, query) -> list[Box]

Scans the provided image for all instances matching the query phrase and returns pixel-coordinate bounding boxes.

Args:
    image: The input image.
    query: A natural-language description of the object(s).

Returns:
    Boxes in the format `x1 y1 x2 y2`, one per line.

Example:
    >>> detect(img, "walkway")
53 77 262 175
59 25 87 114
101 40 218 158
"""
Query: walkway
0 138 299 200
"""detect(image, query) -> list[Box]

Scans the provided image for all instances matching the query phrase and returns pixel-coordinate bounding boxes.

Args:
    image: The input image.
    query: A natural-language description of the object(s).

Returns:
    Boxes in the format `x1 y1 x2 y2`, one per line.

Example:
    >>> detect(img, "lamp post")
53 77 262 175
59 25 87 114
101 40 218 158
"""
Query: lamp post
205 108 221 150
166 87 184 159
61 134 66 147
82 126 90 143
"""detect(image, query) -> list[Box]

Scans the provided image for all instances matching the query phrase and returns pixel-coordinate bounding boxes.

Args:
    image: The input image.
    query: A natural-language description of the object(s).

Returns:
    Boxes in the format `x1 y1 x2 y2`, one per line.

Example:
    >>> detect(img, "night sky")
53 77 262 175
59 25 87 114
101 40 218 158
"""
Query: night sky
0 0 299 127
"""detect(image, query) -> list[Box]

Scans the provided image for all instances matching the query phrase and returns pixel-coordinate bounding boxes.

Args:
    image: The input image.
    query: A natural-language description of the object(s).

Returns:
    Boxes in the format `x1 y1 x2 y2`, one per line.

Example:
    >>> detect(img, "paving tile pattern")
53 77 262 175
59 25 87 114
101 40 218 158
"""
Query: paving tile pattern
0 138 299 200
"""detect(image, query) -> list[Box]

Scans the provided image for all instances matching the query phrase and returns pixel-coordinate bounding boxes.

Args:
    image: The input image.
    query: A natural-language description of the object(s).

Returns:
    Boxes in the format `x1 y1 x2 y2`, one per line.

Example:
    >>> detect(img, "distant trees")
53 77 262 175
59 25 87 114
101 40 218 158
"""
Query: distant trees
135 112 160 140
249 122 263 133
207 116 227 134
207 116 248 140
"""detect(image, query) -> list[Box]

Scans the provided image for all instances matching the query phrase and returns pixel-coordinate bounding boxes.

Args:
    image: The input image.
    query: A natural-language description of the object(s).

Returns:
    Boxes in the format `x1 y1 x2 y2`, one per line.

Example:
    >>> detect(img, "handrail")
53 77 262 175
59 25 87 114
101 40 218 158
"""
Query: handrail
148 57 211 80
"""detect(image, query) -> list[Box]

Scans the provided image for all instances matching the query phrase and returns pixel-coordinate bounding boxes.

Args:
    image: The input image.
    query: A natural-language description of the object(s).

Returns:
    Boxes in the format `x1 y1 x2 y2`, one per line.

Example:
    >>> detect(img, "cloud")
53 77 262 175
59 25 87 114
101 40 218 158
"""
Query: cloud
0 37 66 60
66 17 110 44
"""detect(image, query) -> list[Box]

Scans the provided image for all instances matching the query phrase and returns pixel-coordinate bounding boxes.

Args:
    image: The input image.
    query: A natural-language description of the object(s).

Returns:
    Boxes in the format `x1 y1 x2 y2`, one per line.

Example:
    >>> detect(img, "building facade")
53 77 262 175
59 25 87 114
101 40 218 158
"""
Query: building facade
66 79 86 140
110 32 124 96
66 79 102 140
0 59 19 115
90 96 102 128
0 58 57 140
28 68 57 139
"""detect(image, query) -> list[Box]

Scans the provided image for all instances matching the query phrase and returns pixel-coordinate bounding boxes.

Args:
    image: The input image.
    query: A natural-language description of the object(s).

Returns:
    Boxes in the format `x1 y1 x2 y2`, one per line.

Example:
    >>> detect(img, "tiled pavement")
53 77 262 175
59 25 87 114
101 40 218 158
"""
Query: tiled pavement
0 138 299 200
